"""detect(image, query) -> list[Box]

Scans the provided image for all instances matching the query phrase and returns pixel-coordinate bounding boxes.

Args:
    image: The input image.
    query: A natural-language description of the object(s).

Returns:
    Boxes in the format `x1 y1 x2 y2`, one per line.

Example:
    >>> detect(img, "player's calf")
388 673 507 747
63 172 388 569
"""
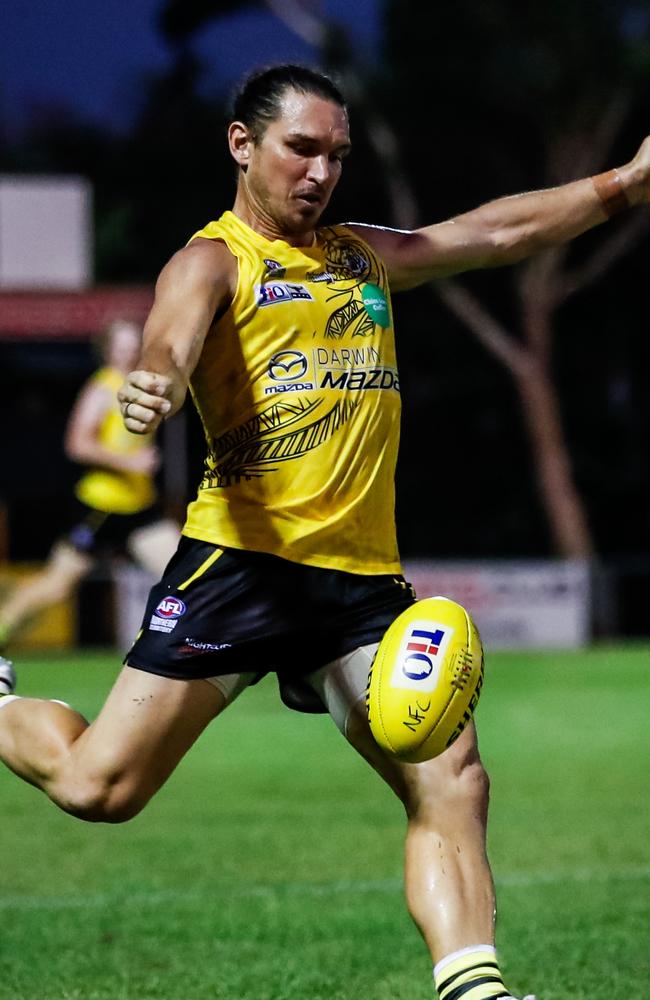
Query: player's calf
0 657 102 811
52 767 150 824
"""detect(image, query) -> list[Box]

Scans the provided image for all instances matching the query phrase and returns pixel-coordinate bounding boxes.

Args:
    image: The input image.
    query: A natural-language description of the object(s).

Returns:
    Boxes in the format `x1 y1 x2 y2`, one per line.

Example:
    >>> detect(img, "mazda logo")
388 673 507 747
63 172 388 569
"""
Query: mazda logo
268 351 308 381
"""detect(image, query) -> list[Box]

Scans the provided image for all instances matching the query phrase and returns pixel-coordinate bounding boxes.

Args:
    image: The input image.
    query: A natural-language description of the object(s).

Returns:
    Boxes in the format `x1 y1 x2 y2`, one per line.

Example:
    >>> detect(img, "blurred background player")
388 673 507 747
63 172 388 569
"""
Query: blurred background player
0 319 179 652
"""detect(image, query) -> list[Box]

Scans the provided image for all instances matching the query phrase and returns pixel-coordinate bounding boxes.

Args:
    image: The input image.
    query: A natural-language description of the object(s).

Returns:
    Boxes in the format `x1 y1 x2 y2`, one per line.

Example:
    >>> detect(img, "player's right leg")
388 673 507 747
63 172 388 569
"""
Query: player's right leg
307 643 536 1000
0 662 228 822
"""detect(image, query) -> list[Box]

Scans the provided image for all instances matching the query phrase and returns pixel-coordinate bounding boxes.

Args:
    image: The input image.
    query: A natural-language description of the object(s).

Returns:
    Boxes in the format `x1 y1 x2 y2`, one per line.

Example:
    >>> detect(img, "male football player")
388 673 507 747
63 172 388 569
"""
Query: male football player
2 64 650 1000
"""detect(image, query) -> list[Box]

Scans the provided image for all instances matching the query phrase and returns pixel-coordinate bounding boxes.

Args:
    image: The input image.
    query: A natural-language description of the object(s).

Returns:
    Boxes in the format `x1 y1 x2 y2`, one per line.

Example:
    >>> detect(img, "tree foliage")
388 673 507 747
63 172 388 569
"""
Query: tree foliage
376 0 650 556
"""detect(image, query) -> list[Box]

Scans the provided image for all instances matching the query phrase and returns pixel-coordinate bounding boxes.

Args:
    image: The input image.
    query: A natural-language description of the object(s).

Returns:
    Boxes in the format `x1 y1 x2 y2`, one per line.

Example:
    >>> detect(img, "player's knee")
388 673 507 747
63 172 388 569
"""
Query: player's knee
56 774 148 824
455 754 490 812
405 750 490 824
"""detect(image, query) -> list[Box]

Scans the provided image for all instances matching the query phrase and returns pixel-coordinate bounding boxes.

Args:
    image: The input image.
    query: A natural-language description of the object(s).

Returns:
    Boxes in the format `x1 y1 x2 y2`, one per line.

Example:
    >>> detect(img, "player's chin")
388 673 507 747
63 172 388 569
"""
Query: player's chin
292 198 325 224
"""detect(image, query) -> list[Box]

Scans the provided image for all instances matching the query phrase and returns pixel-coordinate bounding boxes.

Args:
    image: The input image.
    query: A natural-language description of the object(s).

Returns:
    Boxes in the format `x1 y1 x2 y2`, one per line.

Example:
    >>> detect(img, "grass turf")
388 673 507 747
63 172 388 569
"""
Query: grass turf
1 646 649 998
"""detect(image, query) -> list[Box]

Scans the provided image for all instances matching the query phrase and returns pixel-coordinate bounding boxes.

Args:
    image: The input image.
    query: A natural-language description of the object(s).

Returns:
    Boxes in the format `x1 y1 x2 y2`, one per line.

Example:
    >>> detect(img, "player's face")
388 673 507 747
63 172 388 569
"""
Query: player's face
241 91 351 236
107 323 141 373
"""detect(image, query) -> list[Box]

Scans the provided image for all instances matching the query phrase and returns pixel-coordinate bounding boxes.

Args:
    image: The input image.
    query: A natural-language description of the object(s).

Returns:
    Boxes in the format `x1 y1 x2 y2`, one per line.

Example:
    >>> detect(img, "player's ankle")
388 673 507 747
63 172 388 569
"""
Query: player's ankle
434 944 512 1000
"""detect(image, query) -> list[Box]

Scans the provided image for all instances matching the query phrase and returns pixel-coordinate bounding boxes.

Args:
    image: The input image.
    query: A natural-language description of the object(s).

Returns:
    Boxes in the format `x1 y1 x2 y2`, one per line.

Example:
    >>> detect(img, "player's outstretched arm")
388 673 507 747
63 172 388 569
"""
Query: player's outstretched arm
353 135 650 291
118 239 235 434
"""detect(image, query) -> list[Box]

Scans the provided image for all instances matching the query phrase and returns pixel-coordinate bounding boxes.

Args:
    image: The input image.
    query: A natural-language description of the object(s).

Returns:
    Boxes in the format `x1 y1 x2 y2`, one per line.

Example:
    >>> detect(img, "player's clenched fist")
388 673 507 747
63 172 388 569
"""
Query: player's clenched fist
118 370 173 434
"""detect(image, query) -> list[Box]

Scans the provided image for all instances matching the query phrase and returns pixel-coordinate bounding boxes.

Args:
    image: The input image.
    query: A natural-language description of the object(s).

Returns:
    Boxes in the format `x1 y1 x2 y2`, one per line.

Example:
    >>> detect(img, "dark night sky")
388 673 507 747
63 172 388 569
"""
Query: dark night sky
1 0 381 133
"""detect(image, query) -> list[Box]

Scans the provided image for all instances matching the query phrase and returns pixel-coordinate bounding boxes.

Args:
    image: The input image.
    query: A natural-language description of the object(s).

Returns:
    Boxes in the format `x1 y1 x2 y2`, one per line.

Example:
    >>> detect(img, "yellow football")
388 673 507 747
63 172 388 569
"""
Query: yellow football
366 596 484 763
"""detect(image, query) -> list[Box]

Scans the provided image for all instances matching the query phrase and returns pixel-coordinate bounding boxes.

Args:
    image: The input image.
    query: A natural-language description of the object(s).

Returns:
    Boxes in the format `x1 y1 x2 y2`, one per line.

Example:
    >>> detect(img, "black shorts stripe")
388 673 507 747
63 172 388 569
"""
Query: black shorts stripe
177 545 224 591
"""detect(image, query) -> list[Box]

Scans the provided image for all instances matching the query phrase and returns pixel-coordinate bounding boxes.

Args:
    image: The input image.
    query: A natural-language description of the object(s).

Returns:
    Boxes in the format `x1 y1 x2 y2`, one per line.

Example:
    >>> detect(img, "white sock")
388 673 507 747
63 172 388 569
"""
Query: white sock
433 944 497 980
0 694 21 709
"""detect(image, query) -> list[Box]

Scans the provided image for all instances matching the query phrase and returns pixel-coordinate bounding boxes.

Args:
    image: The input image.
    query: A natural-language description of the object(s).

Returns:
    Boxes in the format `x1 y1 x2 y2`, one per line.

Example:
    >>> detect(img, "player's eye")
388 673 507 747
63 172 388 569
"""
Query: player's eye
287 141 312 156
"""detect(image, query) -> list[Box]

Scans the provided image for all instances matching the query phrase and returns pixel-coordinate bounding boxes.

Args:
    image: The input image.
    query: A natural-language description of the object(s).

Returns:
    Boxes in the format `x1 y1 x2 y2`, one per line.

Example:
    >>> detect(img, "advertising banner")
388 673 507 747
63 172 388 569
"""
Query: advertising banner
403 560 591 649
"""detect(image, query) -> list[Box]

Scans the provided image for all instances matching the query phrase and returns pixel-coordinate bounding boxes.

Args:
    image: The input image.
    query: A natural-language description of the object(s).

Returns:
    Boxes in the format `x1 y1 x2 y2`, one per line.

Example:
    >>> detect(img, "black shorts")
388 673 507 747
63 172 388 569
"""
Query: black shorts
65 499 162 558
126 538 415 683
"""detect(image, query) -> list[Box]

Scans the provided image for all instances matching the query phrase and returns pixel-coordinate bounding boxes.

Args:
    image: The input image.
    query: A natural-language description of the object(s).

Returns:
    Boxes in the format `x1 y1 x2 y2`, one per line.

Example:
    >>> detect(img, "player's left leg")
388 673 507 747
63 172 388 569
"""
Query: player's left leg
307 648 535 1000
126 519 180 578
0 663 228 821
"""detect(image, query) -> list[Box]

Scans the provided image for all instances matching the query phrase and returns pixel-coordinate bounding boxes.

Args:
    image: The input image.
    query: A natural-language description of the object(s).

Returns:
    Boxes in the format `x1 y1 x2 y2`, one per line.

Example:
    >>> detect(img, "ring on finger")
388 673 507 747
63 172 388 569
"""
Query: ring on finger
125 401 134 419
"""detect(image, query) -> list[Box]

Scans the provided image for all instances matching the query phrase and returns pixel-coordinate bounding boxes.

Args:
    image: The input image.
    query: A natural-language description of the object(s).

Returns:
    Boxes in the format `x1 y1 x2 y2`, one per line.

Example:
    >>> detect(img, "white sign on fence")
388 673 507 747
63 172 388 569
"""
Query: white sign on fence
0 175 91 288
403 560 591 649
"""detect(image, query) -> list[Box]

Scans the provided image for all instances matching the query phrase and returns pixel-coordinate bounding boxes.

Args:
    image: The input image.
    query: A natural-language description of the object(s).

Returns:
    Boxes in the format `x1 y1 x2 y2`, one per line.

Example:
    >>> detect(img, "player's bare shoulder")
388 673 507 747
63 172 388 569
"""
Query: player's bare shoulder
185 234 238 283
343 222 416 290
345 221 461 291
160 236 237 304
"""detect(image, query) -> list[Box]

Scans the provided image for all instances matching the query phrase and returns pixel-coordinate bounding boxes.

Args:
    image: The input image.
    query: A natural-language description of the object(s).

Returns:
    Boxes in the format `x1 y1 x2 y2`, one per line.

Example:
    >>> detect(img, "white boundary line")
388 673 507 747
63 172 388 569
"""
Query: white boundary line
1 866 649 912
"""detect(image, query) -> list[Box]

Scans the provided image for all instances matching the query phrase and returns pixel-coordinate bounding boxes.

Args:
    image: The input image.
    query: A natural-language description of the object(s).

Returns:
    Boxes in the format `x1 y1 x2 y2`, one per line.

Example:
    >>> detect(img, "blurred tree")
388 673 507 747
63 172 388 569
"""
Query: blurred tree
378 0 650 557
114 52 232 280
159 0 323 49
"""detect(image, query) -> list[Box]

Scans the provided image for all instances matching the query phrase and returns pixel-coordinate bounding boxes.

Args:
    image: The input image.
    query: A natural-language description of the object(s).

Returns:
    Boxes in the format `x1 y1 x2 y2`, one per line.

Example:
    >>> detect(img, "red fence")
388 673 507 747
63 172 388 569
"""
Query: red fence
0 287 154 338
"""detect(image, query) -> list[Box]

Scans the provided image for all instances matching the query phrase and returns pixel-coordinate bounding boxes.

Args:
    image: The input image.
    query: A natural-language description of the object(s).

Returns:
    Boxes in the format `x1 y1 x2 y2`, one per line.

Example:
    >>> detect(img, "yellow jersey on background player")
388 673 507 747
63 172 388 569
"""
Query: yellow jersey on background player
183 211 401 575
75 366 157 516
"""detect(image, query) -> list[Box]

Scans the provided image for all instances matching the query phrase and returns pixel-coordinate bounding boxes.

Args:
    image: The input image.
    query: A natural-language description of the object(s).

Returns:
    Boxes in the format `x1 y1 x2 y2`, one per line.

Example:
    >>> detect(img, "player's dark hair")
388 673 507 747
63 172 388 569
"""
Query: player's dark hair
231 65 346 141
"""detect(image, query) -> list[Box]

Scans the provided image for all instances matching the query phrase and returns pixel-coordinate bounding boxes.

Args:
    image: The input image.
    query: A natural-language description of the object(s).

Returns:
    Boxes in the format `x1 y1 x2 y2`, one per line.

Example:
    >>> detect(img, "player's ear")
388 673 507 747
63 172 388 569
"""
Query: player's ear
228 121 253 170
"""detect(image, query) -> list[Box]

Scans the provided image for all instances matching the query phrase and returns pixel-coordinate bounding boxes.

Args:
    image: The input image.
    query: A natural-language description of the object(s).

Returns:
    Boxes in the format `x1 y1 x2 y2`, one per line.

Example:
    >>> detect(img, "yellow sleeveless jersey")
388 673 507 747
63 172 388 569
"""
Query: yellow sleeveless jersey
75 366 157 515
183 211 402 574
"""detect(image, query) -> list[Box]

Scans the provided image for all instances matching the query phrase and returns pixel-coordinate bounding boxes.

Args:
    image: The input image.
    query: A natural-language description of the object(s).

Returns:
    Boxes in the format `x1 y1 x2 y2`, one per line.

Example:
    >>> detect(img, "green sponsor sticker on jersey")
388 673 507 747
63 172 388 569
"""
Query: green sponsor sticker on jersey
361 283 390 328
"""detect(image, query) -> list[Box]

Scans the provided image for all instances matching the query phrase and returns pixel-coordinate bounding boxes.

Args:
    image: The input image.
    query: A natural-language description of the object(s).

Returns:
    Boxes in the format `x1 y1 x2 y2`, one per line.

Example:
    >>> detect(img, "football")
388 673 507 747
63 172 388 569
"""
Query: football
366 596 484 763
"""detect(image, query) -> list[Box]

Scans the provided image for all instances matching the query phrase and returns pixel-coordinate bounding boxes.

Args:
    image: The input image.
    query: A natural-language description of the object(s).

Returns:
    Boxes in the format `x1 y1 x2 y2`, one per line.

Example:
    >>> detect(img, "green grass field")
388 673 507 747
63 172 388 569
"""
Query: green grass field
1 646 649 999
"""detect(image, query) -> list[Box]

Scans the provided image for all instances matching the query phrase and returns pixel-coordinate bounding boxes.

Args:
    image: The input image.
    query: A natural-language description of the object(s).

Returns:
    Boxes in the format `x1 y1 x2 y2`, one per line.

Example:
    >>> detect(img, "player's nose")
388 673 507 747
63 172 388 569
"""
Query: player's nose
306 155 330 183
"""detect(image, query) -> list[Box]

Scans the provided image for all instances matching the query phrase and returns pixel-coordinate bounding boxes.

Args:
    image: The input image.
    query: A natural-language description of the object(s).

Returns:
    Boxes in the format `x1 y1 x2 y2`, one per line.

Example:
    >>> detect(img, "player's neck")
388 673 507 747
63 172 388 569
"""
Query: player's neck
231 193 316 248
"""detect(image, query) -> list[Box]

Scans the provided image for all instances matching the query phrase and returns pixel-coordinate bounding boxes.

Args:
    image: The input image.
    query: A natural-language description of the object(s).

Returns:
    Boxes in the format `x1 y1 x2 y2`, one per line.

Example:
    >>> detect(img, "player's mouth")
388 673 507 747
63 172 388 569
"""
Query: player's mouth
295 190 324 207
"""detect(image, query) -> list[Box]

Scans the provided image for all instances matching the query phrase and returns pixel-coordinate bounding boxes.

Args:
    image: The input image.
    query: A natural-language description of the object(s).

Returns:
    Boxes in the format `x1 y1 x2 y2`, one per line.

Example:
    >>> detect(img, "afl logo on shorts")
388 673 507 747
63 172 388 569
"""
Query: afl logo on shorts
268 351 308 381
155 596 186 620
401 627 446 681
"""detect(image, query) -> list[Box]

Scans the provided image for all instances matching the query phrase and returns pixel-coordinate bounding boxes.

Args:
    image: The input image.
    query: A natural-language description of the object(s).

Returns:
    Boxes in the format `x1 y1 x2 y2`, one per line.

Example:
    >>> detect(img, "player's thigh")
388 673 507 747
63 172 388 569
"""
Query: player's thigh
307 647 482 807
306 644 404 797
70 665 229 797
